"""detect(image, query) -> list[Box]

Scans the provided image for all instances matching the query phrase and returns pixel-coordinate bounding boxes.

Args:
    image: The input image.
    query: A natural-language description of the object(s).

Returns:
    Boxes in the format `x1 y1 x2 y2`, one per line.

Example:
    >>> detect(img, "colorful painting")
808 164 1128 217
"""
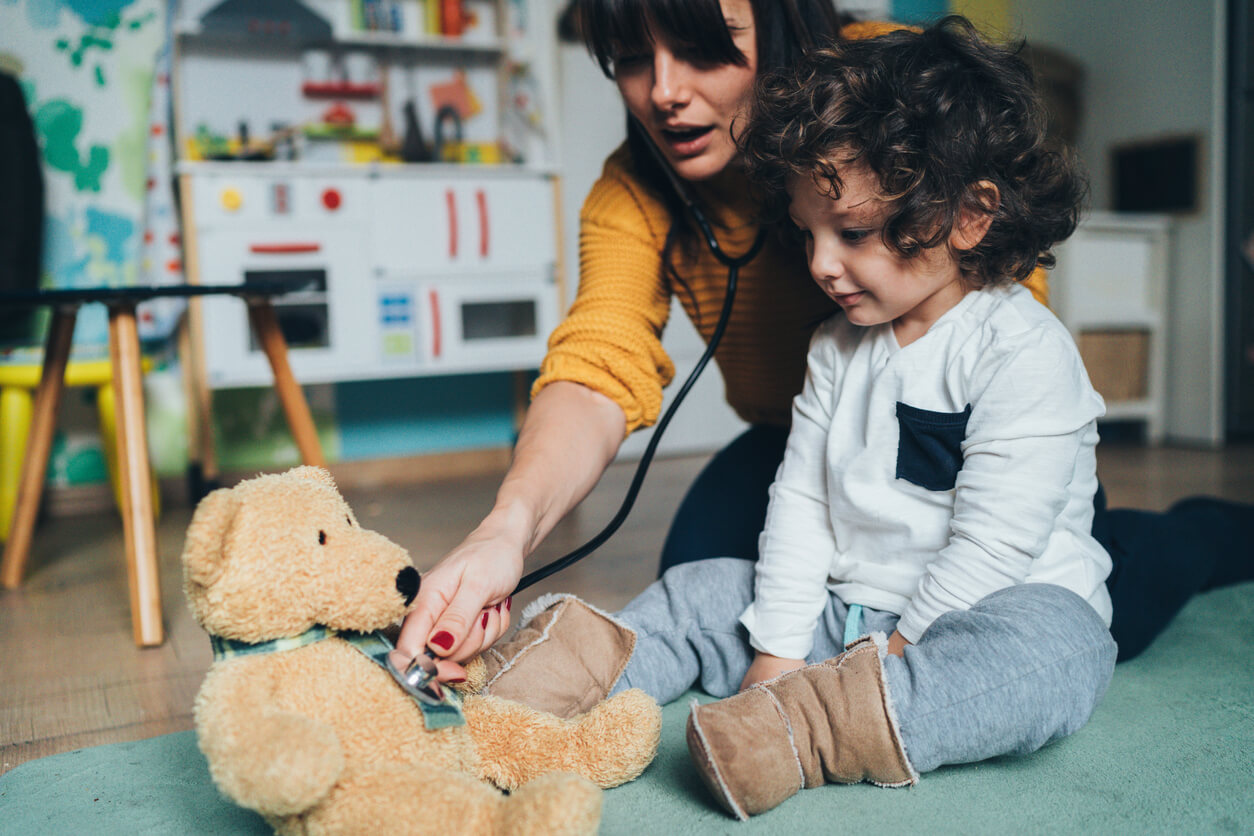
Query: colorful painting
1 0 164 344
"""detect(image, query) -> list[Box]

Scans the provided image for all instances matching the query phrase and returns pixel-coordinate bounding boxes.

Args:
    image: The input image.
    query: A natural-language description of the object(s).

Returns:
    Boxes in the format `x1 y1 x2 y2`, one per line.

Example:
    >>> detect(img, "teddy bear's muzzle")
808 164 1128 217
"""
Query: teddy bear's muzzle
396 566 420 605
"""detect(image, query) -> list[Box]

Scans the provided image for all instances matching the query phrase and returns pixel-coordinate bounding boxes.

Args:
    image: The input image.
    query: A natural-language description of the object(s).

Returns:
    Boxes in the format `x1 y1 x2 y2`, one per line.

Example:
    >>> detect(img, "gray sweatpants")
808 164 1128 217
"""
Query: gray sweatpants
609 558 1116 774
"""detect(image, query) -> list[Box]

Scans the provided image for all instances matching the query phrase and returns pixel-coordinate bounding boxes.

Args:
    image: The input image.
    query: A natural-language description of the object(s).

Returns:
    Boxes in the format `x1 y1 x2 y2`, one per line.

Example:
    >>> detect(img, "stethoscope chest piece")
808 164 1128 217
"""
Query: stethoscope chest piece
386 649 445 705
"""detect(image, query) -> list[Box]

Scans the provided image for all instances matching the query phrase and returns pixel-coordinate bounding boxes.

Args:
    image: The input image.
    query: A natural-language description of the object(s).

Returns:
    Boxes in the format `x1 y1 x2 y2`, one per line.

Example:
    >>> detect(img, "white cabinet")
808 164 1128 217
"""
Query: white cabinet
1051 212 1170 443
185 164 559 387
368 173 555 277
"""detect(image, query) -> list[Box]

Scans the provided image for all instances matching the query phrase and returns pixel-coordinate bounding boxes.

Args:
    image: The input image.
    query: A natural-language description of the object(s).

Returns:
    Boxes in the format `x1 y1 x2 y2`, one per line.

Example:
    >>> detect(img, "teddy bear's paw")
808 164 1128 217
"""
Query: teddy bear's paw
502 773 601 836
211 715 344 816
565 688 662 788
464 689 661 791
297 764 505 836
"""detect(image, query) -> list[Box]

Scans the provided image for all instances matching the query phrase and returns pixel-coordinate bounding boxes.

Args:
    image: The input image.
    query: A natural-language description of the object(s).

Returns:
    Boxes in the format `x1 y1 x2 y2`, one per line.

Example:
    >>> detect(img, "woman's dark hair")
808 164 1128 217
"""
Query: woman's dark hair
739 15 1087 286
575 0 850 296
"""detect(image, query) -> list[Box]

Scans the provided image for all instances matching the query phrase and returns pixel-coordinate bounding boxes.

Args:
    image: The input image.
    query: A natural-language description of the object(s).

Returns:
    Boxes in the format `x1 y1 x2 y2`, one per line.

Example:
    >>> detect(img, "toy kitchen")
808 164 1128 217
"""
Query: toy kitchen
187 164 558 387
173 0 562 389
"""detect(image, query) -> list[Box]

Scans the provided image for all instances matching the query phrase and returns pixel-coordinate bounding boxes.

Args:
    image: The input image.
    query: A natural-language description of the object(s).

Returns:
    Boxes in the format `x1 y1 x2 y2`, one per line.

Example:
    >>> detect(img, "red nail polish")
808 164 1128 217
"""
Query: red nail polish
430 631 455 651
505 597 512 611
446 676 467 684
495 601 502 612
481 612 489 629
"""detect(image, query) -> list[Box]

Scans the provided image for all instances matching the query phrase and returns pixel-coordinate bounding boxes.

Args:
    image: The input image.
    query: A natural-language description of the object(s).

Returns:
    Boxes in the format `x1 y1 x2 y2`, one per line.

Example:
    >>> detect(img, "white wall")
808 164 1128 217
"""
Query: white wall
553 26 747 461
1013 0 1228 445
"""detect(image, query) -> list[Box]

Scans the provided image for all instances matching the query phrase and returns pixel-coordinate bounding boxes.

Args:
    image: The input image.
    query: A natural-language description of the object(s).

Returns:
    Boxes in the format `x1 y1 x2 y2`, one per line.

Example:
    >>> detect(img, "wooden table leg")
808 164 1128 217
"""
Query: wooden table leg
1 306 77 589
178 304 218 500
108 302 164 647
246 300 326 468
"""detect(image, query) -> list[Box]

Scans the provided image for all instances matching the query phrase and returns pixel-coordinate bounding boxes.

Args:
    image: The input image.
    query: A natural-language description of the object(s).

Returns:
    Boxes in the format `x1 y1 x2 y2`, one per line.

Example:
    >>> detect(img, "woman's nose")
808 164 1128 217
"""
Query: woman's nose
650 46 691 111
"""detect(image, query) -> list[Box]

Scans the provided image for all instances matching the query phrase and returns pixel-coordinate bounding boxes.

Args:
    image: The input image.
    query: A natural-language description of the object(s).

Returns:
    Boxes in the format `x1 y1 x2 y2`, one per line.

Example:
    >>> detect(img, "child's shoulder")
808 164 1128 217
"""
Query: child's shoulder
977 283 1072 344
970 284 1090 378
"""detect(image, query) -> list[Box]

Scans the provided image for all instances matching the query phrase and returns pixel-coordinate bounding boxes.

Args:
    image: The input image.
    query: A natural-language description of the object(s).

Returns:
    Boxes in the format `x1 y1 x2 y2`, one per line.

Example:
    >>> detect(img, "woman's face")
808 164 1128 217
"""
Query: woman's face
613 0 758 182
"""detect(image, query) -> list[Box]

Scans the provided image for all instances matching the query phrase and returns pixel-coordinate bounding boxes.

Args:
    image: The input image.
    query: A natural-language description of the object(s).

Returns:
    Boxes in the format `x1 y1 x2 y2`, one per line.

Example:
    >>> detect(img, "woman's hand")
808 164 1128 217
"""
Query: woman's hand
739 652 806 691
393 510 527 682
393 382 626 683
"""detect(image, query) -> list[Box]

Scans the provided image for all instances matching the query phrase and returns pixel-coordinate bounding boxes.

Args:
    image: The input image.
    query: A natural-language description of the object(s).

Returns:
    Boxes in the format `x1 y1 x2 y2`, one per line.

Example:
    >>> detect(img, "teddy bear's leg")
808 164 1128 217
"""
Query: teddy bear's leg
464 690 661 791
478 594 635 719
287 765 600 836
501 772 601 836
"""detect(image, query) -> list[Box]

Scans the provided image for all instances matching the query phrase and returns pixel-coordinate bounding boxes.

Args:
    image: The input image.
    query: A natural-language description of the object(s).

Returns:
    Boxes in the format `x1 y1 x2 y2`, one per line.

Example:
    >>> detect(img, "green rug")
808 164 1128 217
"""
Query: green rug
3 585 1251 835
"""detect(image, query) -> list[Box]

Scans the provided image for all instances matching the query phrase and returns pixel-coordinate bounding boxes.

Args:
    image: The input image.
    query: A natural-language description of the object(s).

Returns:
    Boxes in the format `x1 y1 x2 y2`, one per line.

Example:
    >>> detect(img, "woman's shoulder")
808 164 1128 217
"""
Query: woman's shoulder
582 142 670 243
839 20 919 42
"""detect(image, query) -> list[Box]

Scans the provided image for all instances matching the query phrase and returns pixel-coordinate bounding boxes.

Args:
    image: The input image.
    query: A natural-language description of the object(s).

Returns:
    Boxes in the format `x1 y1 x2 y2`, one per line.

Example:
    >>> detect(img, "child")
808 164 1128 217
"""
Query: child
473 16 1116 819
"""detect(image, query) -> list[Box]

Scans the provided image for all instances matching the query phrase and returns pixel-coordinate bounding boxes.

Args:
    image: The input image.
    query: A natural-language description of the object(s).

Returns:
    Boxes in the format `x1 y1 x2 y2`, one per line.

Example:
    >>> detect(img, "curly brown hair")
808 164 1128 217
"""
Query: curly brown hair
738 15 1087 287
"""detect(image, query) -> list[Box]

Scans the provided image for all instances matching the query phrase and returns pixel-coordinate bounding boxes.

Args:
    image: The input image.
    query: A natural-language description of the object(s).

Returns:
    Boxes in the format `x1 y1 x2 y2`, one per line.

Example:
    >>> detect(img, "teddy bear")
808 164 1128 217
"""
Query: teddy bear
182 466 661 836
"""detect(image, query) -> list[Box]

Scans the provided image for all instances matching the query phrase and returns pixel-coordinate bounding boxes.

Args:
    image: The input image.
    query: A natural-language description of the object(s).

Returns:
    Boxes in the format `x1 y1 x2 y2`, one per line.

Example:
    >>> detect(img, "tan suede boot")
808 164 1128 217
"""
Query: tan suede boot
477 593 636 719
686 634 917 820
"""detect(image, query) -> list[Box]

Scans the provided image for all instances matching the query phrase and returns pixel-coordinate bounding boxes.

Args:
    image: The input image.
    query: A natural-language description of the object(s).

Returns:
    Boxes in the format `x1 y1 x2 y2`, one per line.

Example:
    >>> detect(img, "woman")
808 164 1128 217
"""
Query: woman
395 0 1252 681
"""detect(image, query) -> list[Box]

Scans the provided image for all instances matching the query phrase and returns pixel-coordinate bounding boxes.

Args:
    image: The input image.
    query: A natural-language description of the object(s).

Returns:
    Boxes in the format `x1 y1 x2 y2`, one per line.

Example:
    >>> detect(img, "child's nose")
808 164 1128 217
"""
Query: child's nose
810 244 844 283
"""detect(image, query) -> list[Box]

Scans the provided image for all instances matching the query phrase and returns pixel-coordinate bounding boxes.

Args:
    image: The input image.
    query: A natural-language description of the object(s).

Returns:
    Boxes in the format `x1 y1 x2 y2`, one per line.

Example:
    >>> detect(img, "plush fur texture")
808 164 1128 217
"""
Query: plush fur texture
183 467 661 836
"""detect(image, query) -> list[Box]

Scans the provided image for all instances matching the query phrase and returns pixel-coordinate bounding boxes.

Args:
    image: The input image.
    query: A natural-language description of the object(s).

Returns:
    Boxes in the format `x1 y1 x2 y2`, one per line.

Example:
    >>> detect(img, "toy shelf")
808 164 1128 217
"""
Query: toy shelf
174 22 507 56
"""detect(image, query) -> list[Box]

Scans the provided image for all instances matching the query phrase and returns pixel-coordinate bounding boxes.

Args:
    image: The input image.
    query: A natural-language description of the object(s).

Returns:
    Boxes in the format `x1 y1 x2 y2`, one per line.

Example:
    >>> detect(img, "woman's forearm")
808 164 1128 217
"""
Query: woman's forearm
484 381 627 559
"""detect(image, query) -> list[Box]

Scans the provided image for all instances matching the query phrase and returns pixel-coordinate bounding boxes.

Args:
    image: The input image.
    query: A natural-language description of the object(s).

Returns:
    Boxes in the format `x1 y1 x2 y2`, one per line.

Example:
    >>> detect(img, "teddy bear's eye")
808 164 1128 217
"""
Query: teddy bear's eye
346 515 352 526
318 530 327 545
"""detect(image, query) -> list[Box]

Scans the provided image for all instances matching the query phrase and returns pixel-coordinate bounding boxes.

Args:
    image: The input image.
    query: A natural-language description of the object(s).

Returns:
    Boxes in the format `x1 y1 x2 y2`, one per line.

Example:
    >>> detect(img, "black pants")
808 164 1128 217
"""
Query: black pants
658 425 1254 662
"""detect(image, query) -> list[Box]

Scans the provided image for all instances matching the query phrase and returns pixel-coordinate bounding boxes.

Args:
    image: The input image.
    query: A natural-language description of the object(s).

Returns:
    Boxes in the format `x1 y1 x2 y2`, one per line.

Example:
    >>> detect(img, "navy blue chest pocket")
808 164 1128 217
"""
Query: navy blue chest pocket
895 402 972 491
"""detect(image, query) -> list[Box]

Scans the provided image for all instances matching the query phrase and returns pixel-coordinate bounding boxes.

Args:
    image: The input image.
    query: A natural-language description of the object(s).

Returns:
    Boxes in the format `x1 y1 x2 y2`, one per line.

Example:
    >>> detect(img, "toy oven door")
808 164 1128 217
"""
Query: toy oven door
200 228 370 388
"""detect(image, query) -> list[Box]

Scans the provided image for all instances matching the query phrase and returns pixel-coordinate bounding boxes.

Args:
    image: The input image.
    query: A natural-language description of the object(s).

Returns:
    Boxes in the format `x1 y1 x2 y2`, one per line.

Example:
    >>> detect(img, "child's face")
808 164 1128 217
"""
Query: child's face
787 163 969 346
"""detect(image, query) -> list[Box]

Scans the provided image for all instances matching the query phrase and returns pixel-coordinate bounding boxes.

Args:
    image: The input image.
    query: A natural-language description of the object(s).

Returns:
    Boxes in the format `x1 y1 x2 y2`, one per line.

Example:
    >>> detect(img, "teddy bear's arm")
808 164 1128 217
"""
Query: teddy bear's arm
462 690 662 791
195 663 345 816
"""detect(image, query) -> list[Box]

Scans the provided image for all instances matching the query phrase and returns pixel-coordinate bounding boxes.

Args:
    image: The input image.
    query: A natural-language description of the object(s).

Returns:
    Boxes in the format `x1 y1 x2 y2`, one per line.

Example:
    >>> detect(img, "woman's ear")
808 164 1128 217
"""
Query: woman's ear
950 180 1000 251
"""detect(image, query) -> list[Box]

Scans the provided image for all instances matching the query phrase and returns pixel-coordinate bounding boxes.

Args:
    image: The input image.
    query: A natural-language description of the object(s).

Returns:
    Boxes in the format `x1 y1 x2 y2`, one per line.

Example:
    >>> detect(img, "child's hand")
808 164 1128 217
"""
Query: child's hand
887 630 912 657
740 652 805 690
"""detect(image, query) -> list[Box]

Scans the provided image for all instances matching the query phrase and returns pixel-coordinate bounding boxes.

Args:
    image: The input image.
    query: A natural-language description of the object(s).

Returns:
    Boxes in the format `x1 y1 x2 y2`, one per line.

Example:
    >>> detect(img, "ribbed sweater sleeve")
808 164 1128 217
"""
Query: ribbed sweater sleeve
532 149 675 434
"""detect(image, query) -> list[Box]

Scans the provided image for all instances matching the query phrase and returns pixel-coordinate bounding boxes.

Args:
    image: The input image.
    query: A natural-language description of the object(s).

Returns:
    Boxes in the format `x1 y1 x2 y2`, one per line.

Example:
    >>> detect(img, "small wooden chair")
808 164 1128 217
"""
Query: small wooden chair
0 284 324 647
0 357 160 541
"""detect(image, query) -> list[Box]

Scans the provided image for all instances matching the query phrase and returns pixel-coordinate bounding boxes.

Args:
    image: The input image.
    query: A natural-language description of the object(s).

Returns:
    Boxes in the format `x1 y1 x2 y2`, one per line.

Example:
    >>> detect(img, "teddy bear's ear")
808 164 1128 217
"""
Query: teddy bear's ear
181 487 239 589
287 466 337 491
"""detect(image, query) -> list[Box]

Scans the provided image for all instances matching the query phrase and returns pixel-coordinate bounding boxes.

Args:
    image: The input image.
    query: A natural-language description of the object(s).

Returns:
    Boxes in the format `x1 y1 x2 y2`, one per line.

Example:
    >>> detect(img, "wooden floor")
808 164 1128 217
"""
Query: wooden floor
2 443 1253 775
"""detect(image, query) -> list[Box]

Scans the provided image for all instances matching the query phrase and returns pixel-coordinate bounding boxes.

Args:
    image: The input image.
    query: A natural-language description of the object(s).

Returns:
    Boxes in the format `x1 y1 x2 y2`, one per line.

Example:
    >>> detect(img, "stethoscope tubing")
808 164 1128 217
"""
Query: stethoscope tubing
513 212 767 594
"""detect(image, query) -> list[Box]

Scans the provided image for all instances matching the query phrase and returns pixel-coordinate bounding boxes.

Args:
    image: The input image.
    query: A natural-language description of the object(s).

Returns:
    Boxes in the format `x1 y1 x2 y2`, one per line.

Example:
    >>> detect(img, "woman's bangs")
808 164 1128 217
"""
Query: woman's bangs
582 0 747 77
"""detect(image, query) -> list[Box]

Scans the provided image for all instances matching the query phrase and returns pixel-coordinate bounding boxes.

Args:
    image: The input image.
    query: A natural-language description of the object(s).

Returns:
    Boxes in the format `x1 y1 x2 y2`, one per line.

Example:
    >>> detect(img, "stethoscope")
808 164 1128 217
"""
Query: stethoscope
390 131 768 705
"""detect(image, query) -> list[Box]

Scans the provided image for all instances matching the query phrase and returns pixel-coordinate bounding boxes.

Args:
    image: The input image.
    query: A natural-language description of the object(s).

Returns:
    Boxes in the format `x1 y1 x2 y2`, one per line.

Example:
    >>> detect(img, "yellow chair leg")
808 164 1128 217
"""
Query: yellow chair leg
97 383 160 522
0 386 35 542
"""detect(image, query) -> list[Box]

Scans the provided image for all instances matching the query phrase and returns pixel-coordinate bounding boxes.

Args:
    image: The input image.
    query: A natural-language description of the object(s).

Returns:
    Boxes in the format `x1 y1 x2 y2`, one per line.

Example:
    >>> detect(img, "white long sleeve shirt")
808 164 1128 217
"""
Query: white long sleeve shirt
739 284 1113 658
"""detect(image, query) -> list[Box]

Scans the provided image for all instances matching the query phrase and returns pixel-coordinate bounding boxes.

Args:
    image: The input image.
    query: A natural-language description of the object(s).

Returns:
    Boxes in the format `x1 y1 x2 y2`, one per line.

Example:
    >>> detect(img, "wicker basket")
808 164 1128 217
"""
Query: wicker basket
1078 329 1150 402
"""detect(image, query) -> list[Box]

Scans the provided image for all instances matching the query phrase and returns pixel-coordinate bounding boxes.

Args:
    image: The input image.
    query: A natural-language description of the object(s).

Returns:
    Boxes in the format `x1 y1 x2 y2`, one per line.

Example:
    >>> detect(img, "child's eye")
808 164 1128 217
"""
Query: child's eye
841 229 872 244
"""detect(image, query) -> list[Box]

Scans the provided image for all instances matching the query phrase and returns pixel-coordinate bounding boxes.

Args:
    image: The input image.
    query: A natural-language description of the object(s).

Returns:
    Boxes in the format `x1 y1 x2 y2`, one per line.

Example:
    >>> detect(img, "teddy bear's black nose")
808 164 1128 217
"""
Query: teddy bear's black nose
396 567 420 605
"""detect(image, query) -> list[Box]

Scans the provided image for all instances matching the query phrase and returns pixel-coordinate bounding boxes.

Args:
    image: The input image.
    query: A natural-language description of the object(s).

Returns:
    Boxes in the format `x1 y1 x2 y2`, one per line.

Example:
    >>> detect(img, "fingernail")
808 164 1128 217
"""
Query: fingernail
481 612 489 629
445 676 467 684
494 601 502 612
505 597 512 611
430 631 455 652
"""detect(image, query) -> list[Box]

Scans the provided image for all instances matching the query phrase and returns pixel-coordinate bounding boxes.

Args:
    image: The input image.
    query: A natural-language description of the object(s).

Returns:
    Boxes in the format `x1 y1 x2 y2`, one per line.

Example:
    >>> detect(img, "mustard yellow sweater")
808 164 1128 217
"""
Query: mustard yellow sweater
535 26 1049 434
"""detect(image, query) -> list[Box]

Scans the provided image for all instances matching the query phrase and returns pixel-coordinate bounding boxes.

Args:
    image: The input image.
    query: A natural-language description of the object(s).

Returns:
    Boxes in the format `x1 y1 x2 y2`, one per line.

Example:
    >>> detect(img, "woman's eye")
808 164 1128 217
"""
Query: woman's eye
614 53 649 70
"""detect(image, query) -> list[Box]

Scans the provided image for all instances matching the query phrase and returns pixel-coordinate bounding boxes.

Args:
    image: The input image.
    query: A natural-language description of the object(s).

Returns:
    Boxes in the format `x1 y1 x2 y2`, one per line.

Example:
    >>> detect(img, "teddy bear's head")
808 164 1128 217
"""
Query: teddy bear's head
181 466 419 643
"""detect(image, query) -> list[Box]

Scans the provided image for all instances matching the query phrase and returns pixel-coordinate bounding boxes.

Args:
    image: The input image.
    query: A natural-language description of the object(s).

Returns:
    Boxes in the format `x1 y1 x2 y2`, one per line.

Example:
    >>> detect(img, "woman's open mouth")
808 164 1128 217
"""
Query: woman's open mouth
659 124 715 155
